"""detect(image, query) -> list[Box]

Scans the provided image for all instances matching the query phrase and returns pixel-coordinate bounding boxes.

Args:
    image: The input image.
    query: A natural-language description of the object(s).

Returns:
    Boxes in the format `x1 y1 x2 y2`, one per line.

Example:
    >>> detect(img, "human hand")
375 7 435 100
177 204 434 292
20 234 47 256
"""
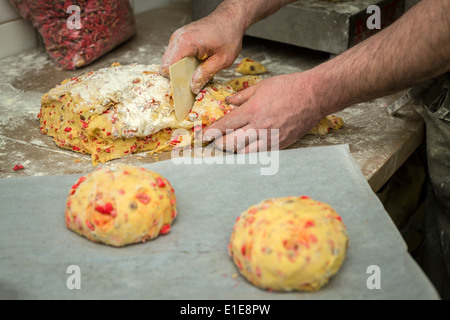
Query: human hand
203 72 326 152
160 14 245 94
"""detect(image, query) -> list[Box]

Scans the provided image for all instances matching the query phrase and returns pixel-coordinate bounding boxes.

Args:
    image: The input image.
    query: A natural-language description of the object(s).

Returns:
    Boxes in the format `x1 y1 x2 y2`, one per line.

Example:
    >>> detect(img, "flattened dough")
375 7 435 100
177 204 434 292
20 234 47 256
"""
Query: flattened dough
229 196 349 291
39 63 235 165
65 163 177 247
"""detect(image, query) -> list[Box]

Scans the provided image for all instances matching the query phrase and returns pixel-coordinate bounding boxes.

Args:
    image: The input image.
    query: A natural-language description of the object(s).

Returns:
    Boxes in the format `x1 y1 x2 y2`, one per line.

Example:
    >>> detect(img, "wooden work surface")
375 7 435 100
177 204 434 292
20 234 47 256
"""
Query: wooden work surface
0 2 424 192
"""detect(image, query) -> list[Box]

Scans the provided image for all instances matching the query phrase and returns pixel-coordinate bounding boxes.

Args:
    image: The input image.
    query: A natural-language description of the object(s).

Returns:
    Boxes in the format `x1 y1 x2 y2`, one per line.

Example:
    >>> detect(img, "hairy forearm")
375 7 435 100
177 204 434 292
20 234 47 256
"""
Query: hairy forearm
212 0 297 33
309 0 450 116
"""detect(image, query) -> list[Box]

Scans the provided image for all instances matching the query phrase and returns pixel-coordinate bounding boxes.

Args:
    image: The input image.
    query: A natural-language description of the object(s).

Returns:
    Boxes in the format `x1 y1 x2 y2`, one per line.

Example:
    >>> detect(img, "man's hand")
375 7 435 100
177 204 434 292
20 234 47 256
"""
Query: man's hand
203 0 450 153
160 0 296 95
160 13 245 95
203 72 325 153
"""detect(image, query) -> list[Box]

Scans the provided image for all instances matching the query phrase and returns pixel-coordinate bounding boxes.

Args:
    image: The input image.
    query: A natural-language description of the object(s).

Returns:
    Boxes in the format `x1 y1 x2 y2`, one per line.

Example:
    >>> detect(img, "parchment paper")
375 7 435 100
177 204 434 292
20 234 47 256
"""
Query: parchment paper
0 145 439 299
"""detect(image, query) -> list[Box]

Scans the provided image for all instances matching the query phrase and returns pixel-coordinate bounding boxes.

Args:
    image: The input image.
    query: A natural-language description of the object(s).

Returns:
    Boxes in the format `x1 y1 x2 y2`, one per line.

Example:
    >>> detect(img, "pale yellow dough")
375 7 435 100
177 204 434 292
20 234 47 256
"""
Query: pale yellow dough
309 115 344 135
227 76 261 91
65 163 177 247
235 57 268 75
229 196 349 291
39 63 235 166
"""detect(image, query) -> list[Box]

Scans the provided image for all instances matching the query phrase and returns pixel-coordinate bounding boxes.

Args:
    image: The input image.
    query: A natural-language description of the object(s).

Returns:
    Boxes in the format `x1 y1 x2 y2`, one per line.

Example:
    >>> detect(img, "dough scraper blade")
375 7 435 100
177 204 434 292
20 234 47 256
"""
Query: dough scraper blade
170 56 200 122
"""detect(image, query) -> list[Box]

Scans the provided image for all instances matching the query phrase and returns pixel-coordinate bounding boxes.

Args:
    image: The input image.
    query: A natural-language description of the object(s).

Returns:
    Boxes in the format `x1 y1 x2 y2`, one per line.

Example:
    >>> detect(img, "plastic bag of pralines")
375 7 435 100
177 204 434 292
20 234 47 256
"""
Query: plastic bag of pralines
9 0 137 70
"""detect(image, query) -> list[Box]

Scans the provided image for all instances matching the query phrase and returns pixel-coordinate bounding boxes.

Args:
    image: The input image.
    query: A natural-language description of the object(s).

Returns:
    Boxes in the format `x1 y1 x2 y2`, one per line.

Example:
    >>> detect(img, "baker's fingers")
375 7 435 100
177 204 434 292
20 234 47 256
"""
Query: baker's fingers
203 86 256 143
238 136 280 154
235 127 281 154
203 106 250 141
238 139 261 154
213 124 258 152
225 85 256 106
191 53 229 94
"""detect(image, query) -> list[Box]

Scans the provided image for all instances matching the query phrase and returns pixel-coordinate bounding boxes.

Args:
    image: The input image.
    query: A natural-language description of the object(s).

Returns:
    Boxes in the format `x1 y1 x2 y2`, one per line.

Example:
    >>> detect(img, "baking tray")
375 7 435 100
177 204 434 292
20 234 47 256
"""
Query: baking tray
0 145 439 299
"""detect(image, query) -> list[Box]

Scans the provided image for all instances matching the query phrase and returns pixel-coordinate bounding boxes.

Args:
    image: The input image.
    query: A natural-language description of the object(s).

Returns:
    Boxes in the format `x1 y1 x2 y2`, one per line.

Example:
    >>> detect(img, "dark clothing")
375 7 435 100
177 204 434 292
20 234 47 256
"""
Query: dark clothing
410 74 450 299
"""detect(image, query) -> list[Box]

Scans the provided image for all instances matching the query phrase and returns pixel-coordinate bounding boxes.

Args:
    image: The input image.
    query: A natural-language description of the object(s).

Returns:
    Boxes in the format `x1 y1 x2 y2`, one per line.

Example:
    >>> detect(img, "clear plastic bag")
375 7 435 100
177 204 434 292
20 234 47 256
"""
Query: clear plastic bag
9 0 137 69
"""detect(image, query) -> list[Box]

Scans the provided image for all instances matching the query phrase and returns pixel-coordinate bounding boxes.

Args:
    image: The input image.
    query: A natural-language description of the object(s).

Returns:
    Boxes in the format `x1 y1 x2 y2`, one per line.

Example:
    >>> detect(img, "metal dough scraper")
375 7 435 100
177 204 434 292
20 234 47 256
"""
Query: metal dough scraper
170 56 200 122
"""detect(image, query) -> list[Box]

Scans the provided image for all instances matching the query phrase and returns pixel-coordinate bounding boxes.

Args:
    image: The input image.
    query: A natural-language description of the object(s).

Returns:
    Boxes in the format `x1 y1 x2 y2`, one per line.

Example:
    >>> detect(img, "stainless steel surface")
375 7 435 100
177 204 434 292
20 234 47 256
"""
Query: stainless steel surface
191 0 407 54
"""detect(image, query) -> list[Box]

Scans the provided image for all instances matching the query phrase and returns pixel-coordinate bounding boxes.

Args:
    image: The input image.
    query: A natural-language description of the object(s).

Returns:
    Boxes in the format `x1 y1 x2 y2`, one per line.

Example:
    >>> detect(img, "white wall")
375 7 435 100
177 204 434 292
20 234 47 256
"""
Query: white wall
0 0 38 59
0 0 189 60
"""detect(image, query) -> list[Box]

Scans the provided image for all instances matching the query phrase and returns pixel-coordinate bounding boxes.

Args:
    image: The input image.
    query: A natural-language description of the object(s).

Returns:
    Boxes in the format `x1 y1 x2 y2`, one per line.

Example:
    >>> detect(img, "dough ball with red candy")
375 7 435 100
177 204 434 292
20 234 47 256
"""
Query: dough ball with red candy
235 57 268 75
226 75 261 92
229 196 348 292
65 163 177 247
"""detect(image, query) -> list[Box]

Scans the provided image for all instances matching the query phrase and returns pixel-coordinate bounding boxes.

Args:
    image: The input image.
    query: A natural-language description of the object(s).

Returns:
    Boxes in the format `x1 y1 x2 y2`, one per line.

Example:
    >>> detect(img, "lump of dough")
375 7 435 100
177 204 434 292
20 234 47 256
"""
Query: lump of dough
228 196 348 291
226 76 261 92
188 81 236 124
235 57 268 75
65 163 177 247
38 63 235 166
309 115 344 135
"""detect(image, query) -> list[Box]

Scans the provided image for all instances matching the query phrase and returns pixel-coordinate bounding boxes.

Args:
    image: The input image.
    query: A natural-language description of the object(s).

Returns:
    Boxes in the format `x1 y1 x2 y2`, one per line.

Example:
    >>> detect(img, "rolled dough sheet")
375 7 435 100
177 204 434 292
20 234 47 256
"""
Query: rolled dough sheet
0 144 439 299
